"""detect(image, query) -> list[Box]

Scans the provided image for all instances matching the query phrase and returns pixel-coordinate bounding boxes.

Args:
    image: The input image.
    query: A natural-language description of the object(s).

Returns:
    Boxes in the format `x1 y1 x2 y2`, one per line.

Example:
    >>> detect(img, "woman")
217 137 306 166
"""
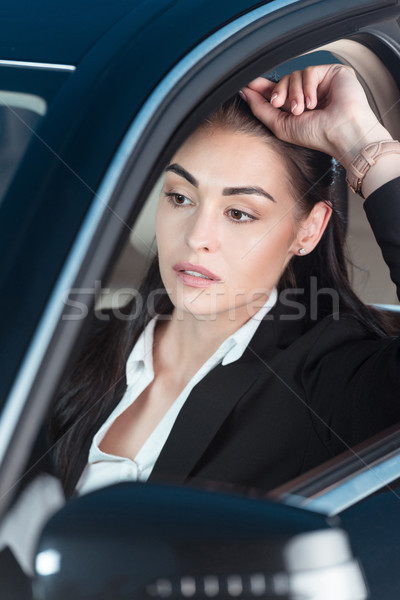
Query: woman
51 64 400 498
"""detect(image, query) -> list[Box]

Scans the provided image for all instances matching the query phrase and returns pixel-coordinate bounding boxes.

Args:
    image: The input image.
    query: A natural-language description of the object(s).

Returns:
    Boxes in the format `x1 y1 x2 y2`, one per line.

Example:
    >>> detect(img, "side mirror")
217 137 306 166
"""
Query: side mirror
33 481 367 599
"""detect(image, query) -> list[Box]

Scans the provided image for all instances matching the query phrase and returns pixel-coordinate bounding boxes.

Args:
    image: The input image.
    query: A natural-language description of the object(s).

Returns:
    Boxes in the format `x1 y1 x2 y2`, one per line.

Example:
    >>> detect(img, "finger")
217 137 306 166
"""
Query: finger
241 86 289 140
246 76 276 97
302 66 322 109
266 74 290 108
288 70 305 115
301 64 344 108
246 77 288 109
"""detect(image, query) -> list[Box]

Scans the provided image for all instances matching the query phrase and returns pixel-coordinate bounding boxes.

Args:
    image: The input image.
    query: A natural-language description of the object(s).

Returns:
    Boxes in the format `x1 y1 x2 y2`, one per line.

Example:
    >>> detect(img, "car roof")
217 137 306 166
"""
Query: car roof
0 0 151 64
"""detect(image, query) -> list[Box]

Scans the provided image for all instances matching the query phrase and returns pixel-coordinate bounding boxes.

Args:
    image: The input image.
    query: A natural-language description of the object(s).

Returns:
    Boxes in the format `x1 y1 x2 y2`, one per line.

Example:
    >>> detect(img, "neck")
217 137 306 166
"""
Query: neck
154 298 270 375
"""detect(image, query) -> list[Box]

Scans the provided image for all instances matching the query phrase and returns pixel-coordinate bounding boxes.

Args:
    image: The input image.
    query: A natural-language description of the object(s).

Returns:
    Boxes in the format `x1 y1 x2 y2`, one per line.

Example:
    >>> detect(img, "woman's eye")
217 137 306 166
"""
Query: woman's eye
227 209 256 223
165 192 192 207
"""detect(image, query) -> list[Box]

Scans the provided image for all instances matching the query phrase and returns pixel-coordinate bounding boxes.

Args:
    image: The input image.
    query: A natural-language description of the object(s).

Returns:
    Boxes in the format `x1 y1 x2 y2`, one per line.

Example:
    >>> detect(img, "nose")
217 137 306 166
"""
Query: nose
184 206 219 253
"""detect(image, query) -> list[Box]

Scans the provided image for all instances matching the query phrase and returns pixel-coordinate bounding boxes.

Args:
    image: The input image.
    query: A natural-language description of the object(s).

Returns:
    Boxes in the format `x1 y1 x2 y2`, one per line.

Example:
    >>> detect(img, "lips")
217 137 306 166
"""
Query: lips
172 262 222 290
173 262 221 281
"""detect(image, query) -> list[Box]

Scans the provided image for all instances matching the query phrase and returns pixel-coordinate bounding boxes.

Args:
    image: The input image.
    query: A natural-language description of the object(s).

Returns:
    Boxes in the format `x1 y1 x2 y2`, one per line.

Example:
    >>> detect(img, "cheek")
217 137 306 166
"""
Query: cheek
155 202 165 239
227 223 296 284
155 203 185 248
155 207 172 255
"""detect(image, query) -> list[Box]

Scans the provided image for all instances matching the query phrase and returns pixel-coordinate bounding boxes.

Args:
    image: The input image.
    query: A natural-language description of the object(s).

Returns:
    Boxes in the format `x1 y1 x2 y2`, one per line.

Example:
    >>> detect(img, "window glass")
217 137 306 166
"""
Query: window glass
0 90 46 204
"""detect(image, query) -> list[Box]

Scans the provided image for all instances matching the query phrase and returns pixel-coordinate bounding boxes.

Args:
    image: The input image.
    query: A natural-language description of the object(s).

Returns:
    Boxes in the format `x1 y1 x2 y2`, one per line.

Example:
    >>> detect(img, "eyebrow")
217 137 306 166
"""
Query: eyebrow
165 162 276 203
223 186 276 203
165 163 198 187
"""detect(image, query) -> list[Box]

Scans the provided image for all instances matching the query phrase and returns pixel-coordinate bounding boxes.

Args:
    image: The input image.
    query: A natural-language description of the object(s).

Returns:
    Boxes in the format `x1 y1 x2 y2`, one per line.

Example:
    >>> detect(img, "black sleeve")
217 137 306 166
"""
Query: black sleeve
303 323 400 456
364 177 400 301
302 177 400 457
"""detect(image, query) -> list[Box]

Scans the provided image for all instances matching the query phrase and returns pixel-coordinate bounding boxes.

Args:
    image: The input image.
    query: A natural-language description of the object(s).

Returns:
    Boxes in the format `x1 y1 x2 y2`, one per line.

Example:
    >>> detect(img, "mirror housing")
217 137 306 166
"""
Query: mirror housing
34 482 367 599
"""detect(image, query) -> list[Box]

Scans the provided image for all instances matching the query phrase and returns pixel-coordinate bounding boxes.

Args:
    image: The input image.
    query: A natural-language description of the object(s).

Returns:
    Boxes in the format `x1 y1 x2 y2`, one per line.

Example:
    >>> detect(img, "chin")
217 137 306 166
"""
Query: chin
173 302 222 321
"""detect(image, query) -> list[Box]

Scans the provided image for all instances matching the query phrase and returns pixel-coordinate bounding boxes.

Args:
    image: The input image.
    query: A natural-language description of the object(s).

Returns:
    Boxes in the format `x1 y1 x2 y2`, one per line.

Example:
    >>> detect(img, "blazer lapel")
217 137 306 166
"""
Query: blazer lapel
149 342 270 483
149 295 307 483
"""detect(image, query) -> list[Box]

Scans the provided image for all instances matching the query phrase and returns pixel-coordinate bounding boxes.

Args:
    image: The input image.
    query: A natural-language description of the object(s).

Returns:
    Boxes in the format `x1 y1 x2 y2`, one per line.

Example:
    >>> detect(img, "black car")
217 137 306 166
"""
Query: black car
1 1 400 598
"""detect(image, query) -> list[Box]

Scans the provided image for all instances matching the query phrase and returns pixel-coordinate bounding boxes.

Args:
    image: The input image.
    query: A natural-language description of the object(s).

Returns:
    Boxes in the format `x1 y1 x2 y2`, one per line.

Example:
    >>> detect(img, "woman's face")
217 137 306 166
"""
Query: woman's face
155 126 304 321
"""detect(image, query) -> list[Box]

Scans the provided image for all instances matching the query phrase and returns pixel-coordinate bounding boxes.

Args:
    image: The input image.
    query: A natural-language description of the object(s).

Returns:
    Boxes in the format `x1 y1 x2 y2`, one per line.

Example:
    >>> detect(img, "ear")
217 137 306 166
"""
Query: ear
290 201 332 256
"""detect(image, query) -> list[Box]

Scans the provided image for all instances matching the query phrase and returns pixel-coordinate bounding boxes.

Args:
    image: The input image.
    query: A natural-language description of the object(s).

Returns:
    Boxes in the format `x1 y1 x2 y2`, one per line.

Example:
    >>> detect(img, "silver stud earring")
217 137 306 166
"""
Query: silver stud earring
299 248 306 255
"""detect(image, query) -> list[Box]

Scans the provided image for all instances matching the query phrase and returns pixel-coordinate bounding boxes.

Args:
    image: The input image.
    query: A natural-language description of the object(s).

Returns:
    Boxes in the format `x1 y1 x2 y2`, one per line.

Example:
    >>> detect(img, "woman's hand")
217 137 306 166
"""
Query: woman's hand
241 64 391 170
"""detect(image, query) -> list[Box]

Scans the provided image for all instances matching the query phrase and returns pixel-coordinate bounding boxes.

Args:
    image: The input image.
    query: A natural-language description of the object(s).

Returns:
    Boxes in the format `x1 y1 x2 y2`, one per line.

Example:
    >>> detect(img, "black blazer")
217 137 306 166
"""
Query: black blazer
65 178 400 498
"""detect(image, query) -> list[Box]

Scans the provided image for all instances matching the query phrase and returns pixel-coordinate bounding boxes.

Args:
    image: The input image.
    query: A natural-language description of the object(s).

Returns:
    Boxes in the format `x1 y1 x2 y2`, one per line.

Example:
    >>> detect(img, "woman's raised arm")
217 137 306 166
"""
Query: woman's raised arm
240 64 400 198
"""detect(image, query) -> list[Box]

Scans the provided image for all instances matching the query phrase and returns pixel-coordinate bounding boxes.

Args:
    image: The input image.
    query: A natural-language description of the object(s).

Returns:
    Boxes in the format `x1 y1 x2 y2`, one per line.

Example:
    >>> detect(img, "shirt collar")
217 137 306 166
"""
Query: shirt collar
125 288 278 382
125 316 157 386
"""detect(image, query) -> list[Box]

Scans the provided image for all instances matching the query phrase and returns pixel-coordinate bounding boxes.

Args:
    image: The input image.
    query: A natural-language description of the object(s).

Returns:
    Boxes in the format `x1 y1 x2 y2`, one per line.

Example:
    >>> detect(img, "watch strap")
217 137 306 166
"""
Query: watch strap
345 140 400 196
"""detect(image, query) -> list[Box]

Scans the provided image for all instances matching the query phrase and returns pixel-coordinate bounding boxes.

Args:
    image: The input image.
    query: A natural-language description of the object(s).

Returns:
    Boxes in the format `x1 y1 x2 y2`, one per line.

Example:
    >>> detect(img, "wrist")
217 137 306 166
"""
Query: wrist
328 117 392 170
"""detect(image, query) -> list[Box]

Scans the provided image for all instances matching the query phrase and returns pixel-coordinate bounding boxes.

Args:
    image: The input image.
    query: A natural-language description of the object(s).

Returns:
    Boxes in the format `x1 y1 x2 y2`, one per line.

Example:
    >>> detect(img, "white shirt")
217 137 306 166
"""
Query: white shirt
76 289 278 495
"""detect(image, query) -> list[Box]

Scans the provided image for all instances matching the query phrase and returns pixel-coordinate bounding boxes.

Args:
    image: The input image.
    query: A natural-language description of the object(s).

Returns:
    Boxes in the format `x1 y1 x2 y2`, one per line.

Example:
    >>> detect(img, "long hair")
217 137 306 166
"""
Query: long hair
50 94 396 486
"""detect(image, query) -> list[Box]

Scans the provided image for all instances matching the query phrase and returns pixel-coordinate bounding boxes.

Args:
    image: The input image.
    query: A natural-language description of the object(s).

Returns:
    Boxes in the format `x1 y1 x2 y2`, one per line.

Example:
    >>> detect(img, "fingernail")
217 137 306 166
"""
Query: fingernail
239 90 247 102
291 100 297 113
271 93 278 102
306 97 311 108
